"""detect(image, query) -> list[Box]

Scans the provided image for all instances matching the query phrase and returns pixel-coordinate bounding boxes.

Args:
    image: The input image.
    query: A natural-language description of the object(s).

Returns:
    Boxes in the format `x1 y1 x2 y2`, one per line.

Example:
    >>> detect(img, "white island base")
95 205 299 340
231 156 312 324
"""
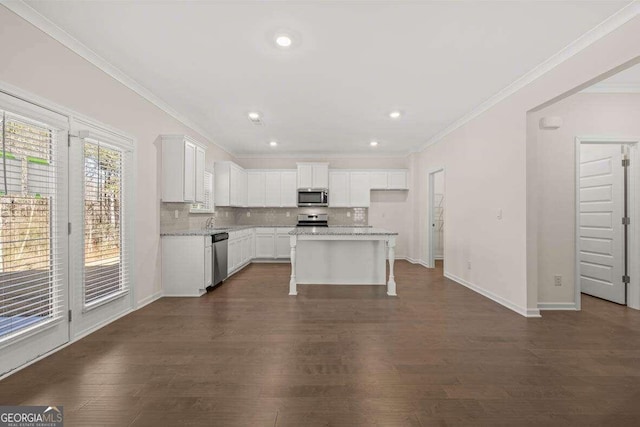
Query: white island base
288 228 397 296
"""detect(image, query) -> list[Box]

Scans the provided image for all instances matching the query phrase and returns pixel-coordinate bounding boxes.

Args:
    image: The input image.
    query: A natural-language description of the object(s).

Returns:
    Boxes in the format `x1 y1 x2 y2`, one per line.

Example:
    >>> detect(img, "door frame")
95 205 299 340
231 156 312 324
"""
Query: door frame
427 167 445 269
575 137 640 310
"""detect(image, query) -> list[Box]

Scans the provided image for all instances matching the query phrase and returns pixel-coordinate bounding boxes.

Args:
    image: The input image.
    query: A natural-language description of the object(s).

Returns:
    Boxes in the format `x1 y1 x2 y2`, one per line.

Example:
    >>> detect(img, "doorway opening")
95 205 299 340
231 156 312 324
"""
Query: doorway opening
428 168 445 269
576 138 638 308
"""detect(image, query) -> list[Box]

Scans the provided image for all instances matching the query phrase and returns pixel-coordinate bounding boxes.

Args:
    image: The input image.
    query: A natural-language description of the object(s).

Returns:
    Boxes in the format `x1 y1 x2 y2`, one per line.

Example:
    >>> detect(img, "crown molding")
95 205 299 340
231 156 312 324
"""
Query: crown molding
1 0 236 157
234 151 411 159
581 82 640 93
412 1 640 154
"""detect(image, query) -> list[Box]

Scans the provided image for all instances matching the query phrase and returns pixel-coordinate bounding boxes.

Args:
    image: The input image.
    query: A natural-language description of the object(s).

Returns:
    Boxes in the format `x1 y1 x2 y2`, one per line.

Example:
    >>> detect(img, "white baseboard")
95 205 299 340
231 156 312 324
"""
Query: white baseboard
538 302 578 311
444 272 541 318
137 290 163 309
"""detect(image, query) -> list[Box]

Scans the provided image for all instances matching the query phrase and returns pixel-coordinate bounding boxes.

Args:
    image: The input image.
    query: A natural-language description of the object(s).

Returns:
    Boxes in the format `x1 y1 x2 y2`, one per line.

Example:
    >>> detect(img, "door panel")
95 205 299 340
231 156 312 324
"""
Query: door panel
0 96 69 376
579 144 625 304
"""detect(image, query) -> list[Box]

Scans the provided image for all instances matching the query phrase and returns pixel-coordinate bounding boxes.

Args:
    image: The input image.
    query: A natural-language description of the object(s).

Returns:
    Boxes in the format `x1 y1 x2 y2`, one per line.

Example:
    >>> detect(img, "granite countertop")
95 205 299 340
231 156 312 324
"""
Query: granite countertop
161 225 374 237
289 226 397 236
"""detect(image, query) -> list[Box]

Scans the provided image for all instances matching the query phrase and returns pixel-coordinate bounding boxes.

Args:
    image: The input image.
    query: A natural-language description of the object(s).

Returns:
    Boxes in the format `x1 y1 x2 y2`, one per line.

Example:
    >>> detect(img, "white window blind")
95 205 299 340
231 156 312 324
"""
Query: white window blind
0 111 64 340
190 171 214 213
82 138 129 307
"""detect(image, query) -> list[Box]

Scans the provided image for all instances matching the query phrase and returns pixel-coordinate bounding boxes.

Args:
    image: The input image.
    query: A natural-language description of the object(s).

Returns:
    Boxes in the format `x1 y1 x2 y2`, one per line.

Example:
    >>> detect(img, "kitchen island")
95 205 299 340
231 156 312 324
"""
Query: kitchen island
288 227 398 296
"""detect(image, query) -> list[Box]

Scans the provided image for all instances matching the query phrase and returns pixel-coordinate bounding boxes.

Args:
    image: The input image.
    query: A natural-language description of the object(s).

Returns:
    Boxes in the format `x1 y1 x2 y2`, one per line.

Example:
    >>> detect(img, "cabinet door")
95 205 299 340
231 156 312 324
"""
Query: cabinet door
243 236 252 264
247 171 265 207
233 239 241 270
195 147 205 203
255 233 275 258
349 171 371 207
275 232 292 259
265 171 281 207
388 171 408 189
204 244 212 287
183 141 196 202
297 164 313 188
239 169 248 207
280 171 297 207
312 164 329 188
229 166 239 206
329 171 349 207
370 171 388 189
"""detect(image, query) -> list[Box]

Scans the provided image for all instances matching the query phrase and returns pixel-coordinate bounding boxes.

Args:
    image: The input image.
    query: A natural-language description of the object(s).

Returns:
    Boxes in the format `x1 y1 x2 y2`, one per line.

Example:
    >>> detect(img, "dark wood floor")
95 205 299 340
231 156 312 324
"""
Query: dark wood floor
1 261 640 426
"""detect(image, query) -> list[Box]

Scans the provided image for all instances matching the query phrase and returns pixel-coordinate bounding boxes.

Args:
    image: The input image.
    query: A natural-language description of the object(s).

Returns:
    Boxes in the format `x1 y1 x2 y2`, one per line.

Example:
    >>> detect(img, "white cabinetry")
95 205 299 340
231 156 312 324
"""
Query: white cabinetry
162 235 211 297
329 170 371 207
247 171 265 207
161 135 207 203
215 161 247 207
228 229 254 276
297 163 329 189
329 171 349 207
254 227 292 260
349 171 371 207
281 171 297 207
245 170 298 207
255 228 276 258
368 170 409 190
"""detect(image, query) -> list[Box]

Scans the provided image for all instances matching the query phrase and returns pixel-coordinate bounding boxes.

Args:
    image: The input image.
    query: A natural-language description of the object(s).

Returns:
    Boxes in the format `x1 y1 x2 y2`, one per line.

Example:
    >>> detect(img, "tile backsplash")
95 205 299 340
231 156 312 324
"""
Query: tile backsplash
160 203 367 231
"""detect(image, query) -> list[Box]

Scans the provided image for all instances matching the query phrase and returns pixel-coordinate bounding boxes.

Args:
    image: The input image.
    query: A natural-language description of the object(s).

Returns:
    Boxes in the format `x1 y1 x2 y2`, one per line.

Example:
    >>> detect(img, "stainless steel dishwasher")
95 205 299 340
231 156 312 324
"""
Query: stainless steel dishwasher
213 232 229 286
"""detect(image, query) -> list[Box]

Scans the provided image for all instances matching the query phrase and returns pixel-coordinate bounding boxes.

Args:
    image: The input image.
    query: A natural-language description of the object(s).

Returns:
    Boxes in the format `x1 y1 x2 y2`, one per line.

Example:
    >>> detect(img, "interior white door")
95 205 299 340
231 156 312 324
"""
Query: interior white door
579 143 626 304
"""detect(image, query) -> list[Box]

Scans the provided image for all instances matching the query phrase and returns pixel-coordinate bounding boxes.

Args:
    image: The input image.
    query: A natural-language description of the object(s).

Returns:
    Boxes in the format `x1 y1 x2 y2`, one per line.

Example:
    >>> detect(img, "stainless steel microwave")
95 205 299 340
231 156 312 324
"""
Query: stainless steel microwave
297 189 329 207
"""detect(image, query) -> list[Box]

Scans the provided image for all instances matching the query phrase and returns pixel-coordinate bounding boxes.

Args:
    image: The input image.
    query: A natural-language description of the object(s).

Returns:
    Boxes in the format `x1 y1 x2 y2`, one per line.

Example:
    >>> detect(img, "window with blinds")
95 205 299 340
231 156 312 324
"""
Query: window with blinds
0 111 64 340
190 171 214 213
82 139 128 307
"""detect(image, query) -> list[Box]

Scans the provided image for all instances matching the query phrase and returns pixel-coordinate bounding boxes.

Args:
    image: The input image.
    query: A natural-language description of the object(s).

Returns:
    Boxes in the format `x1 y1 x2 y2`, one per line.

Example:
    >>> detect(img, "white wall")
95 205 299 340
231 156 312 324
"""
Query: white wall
530 92 640 306
0 6 236 305
411 15 640 316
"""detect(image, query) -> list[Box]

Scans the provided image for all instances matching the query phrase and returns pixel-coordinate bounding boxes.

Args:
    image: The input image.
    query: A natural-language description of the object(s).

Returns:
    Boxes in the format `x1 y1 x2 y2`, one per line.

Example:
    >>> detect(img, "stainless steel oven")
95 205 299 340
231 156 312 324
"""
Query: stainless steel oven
297 189 329 207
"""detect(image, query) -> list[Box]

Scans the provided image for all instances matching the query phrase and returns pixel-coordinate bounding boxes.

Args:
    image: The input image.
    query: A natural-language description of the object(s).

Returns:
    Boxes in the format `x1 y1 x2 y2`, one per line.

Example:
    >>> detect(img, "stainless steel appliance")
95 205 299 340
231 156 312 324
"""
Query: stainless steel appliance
212 232 228 287
296 213 329 227
297 189 329 207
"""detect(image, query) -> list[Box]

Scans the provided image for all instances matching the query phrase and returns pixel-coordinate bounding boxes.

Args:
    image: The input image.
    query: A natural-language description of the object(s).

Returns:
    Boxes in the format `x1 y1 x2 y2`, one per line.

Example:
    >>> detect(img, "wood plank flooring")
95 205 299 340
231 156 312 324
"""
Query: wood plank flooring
1 261 640 426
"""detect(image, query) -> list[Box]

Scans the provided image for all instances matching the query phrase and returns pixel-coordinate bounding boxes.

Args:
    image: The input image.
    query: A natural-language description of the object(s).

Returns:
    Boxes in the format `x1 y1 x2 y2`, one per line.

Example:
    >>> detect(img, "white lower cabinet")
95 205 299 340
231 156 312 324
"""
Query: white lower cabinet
254 227 293 260
227 229 255 276
162 235 211 297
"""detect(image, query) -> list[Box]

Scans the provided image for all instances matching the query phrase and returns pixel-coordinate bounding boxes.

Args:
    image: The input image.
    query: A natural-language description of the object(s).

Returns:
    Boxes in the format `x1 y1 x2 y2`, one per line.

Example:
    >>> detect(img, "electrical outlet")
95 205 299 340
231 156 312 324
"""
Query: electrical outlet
347 211 351 217
174 210 179 219
246 212 250 217
286 211 290 217
554 275 562 286
225 211 228 217
467 261 472 270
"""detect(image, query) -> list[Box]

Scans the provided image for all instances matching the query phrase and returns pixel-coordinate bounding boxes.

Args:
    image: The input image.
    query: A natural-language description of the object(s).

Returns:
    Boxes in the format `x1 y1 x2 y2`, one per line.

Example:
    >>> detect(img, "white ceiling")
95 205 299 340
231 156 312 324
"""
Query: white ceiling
23 1 629 156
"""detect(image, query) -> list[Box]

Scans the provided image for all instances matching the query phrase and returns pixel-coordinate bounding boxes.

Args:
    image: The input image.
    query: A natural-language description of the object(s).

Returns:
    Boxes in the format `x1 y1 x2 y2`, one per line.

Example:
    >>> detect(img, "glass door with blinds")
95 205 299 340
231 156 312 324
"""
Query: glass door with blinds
69 120 133 337
0 93 70 376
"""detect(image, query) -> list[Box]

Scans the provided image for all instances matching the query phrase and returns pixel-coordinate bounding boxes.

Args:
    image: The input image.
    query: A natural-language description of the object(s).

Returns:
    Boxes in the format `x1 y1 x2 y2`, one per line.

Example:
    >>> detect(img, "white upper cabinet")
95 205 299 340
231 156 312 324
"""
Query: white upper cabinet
161 135 207 203
297 162 329 189
280 171 297 207
215 161 247 207
264 171 281 206
329 171 349 207
349 171 371 207
245 169 297 207
368 170 409 190
247 171 265 207
329 170 371 207
369 171 388 190
387 170 408 189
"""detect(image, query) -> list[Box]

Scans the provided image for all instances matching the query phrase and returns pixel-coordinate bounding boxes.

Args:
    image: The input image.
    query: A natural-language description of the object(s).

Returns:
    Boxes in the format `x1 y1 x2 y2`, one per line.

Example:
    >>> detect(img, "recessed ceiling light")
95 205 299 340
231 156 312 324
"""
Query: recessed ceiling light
275 34 292 48
269 141 278 147
389 111 402 119
370 141 379 147
248 112 260 120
